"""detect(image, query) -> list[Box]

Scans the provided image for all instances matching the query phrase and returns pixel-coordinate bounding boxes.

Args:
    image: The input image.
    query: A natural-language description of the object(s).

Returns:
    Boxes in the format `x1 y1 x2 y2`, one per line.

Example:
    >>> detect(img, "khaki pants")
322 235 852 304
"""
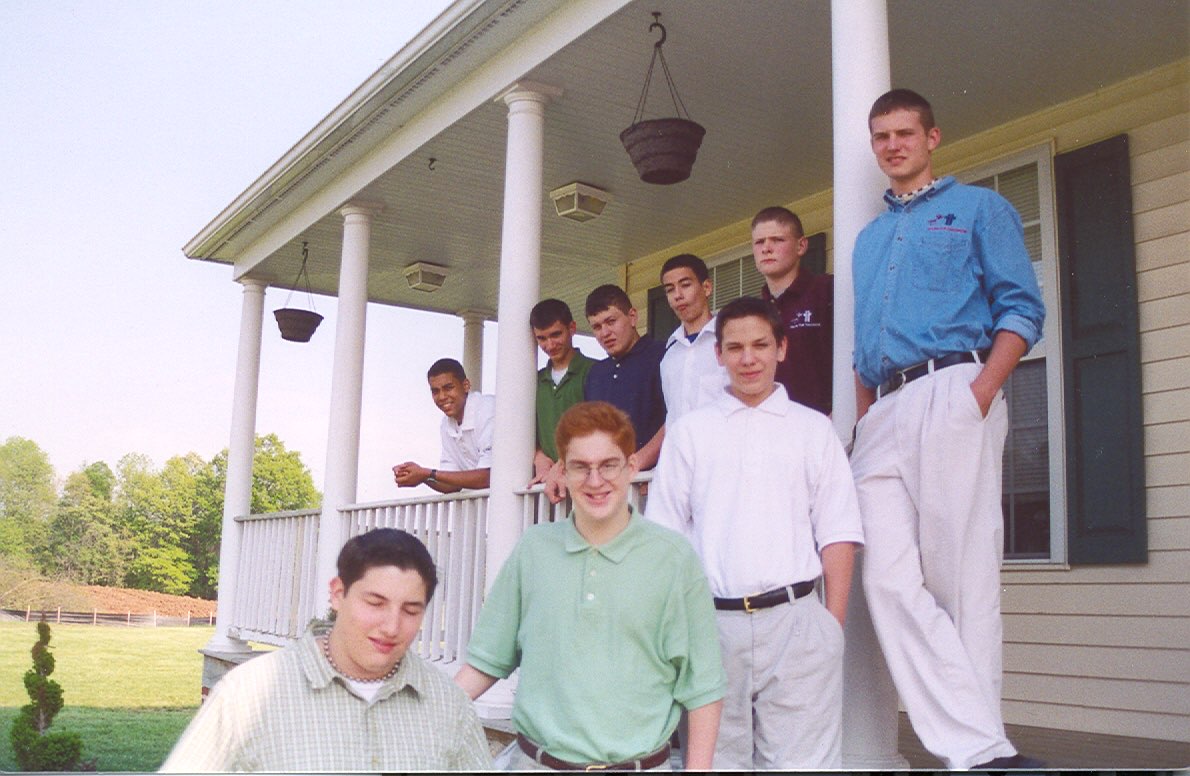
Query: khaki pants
714 592 844 769
850 362 1016 770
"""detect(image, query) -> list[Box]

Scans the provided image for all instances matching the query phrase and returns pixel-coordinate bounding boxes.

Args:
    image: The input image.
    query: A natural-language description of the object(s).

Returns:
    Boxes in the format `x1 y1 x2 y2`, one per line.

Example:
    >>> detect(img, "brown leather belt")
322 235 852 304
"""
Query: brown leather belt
876 349 989 400
714 580 816 612
516 733 671 771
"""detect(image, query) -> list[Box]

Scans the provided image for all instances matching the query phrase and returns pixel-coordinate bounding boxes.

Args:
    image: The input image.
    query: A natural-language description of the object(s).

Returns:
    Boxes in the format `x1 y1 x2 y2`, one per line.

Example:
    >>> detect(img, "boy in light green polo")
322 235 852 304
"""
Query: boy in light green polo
456 401 724 771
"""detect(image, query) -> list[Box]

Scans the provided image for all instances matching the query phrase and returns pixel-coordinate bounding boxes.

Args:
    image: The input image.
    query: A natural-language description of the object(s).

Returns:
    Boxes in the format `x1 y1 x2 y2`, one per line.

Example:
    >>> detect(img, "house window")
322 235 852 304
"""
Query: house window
706 232 828 310
962 146 1065 562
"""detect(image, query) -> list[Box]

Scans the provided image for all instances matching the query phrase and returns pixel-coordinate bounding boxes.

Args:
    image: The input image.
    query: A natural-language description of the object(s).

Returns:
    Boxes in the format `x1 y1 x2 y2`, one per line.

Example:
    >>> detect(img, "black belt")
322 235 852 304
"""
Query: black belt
714 580 816 612
517 733 671 771
876 350 988 400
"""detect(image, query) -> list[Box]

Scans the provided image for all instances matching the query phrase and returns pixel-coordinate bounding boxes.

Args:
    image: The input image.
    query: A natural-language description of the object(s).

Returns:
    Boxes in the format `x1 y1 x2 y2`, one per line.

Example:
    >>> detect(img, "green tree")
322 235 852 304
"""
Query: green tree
41 470 128 586
115 453 202 595
189 434 320 598
0 437 56 563
9 621 84 771
81 461 116 502
125 545 196 596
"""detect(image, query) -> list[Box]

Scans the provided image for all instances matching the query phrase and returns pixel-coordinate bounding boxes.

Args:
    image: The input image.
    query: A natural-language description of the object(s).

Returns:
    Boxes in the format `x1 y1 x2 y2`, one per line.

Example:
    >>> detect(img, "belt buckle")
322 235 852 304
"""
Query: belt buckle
743 594 756 613
585 765 609 771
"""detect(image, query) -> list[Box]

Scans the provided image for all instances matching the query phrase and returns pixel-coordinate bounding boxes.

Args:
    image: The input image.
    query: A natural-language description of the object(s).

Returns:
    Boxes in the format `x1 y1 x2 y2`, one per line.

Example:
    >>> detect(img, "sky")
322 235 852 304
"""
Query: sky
0 0 602 503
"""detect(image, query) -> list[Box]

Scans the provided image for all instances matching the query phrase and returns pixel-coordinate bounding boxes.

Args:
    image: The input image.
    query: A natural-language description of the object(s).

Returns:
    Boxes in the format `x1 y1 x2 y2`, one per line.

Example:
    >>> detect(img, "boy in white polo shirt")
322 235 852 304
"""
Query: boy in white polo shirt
659 253 729 421
392 358 494 493
647 296 863 769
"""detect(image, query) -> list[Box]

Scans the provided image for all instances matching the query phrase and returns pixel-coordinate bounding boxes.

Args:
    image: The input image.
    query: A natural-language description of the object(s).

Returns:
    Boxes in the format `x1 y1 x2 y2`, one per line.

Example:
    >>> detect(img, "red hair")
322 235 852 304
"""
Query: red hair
554 401 636 461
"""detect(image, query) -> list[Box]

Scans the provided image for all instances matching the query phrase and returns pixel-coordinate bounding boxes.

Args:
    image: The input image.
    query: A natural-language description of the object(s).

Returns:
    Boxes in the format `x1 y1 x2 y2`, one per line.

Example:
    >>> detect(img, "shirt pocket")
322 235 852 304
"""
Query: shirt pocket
912 232 970 293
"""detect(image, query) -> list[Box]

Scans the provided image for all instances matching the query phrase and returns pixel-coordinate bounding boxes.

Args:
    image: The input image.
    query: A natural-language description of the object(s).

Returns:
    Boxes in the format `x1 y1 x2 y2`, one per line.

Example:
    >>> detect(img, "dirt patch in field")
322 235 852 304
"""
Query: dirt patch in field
3 579 216 618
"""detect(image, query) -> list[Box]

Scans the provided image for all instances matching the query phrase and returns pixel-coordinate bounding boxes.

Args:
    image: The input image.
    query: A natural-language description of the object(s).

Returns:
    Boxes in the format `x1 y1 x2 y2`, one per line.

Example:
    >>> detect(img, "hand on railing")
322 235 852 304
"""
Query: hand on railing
528 454 569 505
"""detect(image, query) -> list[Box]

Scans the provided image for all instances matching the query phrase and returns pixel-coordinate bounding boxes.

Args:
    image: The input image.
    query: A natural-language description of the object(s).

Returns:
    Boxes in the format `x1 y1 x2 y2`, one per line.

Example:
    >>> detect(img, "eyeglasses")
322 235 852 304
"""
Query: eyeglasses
564 459 627 482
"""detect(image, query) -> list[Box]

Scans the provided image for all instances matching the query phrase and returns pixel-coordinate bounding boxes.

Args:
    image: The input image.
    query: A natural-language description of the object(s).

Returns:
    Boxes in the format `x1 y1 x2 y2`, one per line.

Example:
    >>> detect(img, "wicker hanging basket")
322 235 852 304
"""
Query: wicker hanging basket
273 308 323 342
621 14 705 185
274 241 323 342
620 117 705 185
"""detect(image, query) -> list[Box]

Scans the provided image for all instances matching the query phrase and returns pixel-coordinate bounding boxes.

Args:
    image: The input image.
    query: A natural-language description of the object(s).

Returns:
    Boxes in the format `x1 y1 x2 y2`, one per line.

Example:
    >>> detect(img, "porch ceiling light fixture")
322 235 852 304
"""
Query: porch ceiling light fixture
620 12 706 185
403 261 449 292
549 182 611 222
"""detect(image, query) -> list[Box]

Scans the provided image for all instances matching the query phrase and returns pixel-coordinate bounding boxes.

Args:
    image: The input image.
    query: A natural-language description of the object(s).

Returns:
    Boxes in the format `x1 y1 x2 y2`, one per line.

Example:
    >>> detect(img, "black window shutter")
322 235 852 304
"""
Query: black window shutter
803 232 828 276
647 284 680 341
1055 134 1147 564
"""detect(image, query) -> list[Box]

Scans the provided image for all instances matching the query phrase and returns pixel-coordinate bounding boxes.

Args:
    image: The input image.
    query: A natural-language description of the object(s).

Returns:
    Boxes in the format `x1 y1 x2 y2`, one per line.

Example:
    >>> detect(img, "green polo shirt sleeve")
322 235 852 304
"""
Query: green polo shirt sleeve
465 541 524 679
663 538 727 711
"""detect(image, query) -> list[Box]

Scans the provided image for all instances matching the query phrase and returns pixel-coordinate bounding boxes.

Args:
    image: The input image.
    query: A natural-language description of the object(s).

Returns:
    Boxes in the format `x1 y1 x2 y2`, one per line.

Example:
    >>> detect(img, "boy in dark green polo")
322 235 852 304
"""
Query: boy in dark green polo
528 298 594 503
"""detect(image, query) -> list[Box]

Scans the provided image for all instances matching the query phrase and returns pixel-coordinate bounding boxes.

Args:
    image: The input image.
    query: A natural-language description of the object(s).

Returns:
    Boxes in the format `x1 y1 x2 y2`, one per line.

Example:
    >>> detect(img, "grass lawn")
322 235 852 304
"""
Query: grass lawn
0 621 212 771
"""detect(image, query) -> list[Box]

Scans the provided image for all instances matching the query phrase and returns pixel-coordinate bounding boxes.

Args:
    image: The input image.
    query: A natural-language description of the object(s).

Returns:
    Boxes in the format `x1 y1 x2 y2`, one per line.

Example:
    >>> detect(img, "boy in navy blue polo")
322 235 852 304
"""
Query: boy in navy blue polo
582 284 666 470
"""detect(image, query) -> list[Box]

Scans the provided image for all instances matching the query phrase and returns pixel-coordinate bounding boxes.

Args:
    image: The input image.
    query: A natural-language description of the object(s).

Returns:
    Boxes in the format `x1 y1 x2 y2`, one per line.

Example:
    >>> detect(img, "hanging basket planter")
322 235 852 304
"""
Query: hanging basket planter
621 13 705 185
274 308 323 342
274 240 323 342
620 117 706 185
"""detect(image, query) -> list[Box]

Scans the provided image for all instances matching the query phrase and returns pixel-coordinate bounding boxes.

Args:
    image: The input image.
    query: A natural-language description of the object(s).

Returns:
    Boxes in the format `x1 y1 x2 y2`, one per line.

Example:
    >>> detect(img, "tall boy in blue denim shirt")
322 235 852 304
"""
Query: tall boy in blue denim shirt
850 89 1045 771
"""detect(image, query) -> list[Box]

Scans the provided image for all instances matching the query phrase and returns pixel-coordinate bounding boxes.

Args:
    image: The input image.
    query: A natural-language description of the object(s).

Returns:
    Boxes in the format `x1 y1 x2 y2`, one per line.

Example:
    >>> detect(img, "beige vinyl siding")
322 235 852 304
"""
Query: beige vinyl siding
1001 76 1190 741
624 60 1190 742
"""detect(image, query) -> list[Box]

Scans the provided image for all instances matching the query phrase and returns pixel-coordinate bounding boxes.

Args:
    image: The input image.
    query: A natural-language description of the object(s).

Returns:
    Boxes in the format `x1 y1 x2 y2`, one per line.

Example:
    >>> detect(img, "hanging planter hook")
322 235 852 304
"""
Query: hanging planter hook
649 12 666 47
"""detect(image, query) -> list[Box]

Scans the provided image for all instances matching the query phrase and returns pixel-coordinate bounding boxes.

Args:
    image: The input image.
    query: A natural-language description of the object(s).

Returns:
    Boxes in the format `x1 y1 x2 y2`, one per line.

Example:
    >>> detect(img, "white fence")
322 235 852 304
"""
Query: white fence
232 508 321 645
230 473 654 653
343 490 489 663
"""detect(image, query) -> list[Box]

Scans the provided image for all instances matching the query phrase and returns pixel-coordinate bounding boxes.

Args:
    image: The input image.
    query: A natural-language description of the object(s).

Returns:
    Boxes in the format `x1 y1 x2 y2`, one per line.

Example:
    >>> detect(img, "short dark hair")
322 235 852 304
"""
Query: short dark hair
530 298 574 330
427 358 466 383
555 401 636 461
868 88 935 131
715 296 785 344
336 528 438 601
585 284 633 318
660 254 709 284
750 206 804 237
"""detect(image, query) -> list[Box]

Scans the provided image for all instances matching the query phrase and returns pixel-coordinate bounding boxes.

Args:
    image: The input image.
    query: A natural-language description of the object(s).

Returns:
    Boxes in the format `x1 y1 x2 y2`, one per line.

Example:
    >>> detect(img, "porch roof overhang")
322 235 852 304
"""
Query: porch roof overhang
182 0 1188 323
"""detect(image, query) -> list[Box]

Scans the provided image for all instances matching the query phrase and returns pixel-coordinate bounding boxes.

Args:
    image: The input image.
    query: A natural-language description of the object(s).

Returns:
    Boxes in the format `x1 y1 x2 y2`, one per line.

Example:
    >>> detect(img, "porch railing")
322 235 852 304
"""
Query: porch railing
229 473 654 653
343 490 489 663
231 508 322 646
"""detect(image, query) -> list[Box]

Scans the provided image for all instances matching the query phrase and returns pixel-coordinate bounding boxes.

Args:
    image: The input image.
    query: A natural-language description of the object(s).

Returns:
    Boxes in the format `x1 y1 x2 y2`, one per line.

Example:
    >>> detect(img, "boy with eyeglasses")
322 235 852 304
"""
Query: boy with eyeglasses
456 401 724 771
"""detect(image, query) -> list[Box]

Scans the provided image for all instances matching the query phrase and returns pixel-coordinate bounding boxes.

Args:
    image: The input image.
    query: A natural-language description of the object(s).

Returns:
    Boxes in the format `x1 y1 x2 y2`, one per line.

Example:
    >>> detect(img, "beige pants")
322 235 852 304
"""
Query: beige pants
850 362 1016 769
713 592 844 769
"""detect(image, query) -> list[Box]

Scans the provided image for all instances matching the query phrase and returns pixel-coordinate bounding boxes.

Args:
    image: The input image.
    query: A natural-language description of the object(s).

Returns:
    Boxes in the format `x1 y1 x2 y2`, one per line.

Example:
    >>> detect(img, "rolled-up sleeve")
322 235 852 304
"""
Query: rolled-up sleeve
978 197 1046 349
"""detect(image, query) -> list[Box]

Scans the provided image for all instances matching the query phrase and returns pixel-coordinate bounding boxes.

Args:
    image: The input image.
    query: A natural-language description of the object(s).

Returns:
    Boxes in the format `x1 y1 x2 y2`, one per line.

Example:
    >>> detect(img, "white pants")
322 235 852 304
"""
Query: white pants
850 363 1016 770
714 593 844 769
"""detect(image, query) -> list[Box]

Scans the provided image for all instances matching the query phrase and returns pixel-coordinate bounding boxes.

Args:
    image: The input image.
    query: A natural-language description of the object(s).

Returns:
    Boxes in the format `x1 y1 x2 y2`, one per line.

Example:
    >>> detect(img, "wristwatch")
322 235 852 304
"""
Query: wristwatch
427 469 438 483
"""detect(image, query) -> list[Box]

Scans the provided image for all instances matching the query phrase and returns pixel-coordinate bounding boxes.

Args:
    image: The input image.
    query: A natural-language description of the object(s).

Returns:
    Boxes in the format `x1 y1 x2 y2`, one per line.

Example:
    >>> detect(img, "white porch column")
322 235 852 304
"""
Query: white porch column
459 309 490 390
205 278 266 654
315 201 384 599
831 0 906 769
486 81 562 588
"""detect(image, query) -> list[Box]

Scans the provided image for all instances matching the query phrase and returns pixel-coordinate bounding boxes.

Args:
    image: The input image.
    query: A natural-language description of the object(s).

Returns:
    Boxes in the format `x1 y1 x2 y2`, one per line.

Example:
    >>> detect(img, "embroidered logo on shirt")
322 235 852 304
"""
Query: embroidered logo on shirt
927 213 967 233
787 309 822 329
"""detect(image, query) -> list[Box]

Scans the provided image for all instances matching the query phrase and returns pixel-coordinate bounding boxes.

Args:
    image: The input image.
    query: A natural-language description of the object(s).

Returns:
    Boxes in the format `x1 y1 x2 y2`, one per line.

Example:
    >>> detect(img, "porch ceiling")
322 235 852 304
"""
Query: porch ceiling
186 0 1188 324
